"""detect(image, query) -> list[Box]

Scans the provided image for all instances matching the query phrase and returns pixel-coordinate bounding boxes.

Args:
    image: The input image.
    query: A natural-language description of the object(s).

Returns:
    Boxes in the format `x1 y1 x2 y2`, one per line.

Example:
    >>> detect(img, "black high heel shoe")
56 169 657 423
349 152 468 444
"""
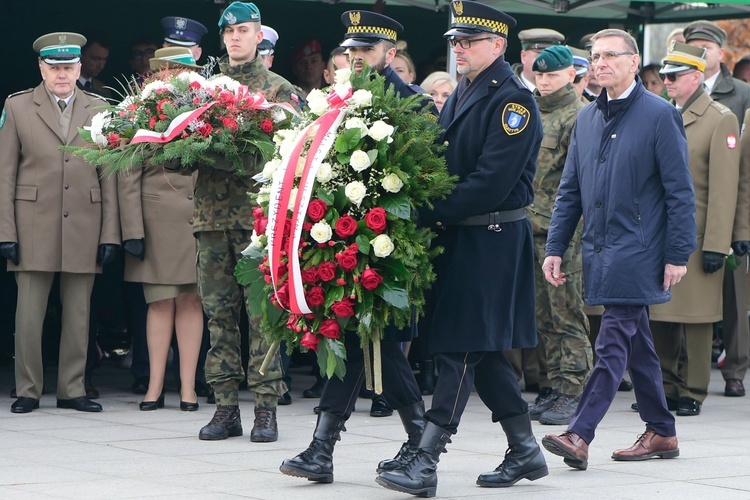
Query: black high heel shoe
139 393 165 411
180 391 199 411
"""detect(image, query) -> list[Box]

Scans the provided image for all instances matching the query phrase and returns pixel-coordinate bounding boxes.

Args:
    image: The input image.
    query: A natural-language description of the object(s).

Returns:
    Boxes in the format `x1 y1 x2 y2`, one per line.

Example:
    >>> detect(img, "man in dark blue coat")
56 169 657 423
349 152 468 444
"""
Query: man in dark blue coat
279 10 434 485
376 2 548 497
541 29 697 470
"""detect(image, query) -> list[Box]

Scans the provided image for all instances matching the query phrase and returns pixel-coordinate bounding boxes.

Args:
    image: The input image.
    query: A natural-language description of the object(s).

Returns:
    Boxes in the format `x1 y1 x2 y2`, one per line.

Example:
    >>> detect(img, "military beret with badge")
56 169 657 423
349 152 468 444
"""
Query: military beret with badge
533 45 574 73
218 1 261 30
33 32 87 64
162 16 207 47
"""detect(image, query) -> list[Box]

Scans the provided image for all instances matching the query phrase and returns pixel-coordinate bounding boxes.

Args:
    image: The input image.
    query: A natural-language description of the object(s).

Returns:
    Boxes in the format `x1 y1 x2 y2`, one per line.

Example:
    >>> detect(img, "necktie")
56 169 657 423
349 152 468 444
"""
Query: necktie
57 100 67 112
84 80 92 89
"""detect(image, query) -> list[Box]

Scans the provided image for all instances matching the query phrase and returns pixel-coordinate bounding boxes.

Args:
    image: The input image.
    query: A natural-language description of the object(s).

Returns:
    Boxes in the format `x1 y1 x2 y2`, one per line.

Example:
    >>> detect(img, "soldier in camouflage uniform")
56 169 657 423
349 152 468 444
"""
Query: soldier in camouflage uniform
170 2 301 443
526 46 592 425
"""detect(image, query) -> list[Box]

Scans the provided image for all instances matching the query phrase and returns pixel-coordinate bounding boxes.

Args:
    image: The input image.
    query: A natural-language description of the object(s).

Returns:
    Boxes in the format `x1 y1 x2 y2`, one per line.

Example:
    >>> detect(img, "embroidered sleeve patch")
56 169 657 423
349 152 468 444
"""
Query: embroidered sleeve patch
727 134 737 149
502 103 530 135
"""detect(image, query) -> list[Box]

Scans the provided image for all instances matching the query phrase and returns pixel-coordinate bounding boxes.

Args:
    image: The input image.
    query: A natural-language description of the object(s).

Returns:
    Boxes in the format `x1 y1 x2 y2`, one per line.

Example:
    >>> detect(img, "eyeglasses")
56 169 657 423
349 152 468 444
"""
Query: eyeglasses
448 37 495 49
131 50 156 60
660 70 695 82
587 51 635 64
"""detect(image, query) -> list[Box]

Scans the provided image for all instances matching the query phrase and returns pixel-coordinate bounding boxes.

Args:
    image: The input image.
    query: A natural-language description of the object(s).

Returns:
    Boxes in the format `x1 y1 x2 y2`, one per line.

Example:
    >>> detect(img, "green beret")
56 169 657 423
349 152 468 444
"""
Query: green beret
218 2 261 30
684 20 726 47
533 45 573 73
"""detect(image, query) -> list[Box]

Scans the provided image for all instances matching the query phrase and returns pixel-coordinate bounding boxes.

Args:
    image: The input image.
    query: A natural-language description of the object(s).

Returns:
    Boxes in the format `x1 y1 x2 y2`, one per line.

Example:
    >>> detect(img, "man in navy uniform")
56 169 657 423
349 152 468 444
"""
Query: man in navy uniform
376 1 547 496
161 16 208 62
279 10 432 485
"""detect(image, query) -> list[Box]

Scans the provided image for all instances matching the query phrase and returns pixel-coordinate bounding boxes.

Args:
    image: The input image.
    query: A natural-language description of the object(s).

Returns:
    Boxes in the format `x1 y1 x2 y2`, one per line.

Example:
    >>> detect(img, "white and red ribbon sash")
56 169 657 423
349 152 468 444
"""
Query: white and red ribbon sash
267 83 353 314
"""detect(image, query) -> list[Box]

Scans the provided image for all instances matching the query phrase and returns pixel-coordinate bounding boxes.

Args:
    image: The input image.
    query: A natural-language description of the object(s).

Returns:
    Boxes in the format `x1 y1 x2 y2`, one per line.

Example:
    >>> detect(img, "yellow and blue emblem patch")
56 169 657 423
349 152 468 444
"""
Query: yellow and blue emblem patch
502 103 530 135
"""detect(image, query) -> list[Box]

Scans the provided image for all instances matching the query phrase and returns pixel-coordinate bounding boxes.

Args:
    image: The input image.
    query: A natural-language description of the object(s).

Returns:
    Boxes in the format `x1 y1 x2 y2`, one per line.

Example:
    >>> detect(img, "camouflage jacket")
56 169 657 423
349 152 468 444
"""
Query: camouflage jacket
527 83 585 237
188 55 300 233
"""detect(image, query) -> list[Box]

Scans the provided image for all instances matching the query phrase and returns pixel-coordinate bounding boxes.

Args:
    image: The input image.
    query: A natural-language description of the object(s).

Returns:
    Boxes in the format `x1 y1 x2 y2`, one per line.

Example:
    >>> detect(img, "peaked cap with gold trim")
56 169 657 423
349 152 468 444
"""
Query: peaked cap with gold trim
444 1 516 39
33 32 87 64
340 11 403 48
660 40 706 74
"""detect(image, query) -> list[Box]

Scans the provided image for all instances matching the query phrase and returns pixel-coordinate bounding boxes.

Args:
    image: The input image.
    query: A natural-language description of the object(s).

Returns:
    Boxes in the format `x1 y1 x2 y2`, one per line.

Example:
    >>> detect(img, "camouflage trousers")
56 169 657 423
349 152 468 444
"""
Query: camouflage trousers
533 234 592 395
196 230 286 407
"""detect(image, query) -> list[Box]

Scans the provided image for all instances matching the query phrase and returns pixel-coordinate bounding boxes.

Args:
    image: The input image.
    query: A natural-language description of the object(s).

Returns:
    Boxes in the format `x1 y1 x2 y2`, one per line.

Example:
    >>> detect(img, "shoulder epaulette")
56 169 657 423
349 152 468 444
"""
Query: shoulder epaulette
81 90 111 105
6 88 34 99
711 101 732 114
509 74 529 92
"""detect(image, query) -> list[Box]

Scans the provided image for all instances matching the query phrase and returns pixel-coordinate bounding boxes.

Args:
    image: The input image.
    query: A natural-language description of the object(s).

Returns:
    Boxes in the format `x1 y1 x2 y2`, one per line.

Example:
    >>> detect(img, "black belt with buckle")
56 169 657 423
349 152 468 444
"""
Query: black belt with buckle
457 207 527 232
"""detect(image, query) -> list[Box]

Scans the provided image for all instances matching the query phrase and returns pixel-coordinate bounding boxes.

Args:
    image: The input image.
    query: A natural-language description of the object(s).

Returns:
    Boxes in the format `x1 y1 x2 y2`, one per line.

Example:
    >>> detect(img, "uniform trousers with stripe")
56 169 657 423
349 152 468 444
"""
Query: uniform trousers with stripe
426 351 527 433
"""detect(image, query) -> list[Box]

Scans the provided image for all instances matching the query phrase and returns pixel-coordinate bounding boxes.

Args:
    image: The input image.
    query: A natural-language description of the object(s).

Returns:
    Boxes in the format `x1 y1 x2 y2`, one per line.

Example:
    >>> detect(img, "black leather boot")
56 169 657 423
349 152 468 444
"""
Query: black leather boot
279 410 346 483
198 405 243 440
419 359 436 395
376 421 452 498
377 401 426 473
476 412 548 487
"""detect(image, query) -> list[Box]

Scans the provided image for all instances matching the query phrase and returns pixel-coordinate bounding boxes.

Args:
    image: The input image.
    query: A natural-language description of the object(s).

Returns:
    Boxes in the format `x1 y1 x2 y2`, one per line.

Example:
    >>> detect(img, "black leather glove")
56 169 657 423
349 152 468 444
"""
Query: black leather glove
0 242 19 266
97 244 119 267
703 251 725 274
731 241 750 257
122 239 145 261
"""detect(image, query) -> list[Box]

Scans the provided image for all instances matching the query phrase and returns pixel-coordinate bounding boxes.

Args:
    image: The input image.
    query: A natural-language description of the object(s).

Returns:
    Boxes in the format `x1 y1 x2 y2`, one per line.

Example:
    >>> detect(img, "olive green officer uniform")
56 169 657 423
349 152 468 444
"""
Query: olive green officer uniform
650 46 740 405
0 33 119 403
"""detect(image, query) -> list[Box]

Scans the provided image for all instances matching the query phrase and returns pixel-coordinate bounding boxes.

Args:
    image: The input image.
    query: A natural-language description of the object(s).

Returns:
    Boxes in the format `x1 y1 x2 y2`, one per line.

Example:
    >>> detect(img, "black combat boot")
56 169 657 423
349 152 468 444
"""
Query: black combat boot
377 400 426 473
376 421 452 498
279 410 346 483
476 412 548 487
250 406 278 442
198 405 243 440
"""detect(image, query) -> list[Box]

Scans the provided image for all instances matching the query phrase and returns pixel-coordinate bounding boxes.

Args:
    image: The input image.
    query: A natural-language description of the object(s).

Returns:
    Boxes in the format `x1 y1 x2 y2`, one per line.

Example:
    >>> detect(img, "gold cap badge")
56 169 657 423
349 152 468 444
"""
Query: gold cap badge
349 11 361 26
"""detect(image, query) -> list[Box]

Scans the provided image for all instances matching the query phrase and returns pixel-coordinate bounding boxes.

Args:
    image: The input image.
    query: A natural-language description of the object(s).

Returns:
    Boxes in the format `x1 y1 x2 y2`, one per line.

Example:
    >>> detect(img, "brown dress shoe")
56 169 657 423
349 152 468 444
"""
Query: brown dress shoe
611 429 679 461
725 378 745 397
542 431 589 470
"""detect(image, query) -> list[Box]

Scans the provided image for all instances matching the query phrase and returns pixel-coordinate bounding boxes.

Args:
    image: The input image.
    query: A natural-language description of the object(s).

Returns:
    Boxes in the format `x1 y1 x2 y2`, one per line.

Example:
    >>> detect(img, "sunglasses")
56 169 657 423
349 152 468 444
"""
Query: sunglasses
660 70 695 82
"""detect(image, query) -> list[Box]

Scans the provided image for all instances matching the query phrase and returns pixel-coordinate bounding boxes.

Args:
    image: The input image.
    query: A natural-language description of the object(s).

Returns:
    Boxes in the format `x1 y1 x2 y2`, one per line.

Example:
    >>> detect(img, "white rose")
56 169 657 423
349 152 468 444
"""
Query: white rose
254 158 280 183
349 150 372 172
334 67 352 84
316 163 334 184
381 173 404 193
344 117 368 137
371 234 395 258
296 156 307 178
310 220 333 243
345 181 367 207
368 120 394 143
273 129 296 146
288 187 299 210
350 89 373 108
307 88 329 115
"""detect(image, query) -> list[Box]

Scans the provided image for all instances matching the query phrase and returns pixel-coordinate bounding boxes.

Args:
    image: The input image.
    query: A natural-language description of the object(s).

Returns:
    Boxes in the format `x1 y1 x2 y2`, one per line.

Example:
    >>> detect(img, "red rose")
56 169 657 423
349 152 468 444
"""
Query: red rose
306 286 325 307
254 216 268 235
317 262 337 282
307 199 328 222
319 319 341 339
300 331 320 351
260 118 274 134
365 207 388 234
189 81 202 91
336 249 358 272
275 283 290 309
330 298 355 318
361 268 384 291
335 215 358 238
197 123 213 137
257 261 271 275
276 263 288 279
219 90 235 105
301 266 318 284
303 222 313 231
253 206 265 219
148 116 157 129
220 117 239 131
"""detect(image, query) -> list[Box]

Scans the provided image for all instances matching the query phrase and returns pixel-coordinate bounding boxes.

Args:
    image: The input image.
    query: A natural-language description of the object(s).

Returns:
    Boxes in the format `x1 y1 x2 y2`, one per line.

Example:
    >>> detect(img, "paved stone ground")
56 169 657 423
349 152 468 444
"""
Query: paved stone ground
1 361 750 499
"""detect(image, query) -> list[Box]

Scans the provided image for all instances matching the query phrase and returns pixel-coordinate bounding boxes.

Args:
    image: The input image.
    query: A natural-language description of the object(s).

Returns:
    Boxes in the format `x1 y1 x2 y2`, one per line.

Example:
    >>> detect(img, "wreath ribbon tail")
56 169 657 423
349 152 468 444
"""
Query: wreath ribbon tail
259 340 281 376
373 336 382 396
363 340 373 391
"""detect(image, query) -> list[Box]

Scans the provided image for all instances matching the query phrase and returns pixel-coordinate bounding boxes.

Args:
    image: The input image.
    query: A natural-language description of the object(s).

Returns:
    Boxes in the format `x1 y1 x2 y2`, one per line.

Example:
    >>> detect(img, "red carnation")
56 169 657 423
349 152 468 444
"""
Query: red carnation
300 331 320 351
307 199 328 222
330 298 355 318
260 118 274 134
301 266 318 285
336 249 358 272
335 215 358 238
365 207 388 234
317 261 337 282
361 268 384 291
306 286 325 307
107 133 120 148
220 117 239 131
319 319 341 339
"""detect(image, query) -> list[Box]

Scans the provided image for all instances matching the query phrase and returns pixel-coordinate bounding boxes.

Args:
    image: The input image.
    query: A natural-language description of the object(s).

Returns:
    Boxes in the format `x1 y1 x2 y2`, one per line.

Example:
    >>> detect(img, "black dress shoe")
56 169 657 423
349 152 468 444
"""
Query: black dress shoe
11 397 39 413
131 378 149 395
725 378 745 397
617 379 633 392
631 398 679 412
277 391 292 406
676 397 701 416
370 394 393 417
85 378 99 399
140 394 165 411
57 396 102 412
303 378 325 398
180 400 199 411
